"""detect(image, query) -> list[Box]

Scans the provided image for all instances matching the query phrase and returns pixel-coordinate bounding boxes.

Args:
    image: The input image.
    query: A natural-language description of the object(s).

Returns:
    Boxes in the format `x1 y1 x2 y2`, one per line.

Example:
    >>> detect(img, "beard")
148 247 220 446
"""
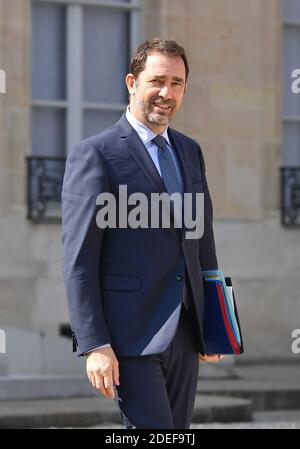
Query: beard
135 95 177 126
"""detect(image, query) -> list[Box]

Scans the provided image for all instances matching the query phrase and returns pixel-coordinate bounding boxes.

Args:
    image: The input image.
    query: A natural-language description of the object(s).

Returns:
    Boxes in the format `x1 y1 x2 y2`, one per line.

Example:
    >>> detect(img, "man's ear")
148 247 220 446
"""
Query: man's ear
126 73 136 95
184 80 188 94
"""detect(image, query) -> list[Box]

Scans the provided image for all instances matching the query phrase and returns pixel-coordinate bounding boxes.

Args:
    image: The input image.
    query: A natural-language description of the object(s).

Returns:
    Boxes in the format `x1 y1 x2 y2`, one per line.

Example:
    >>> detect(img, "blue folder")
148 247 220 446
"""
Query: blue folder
202 270 244 355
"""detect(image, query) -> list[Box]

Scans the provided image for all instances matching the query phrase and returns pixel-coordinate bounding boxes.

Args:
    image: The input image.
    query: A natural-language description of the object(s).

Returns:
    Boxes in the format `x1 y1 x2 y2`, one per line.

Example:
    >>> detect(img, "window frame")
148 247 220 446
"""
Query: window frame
28 0 143 221
282 7 300 165
31 0 143 155
281 1 300 227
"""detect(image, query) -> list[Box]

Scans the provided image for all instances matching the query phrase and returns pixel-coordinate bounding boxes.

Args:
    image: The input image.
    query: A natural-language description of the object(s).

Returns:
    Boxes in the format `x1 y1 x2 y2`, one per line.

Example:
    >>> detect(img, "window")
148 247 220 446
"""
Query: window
282 0 300 165
281 0 300 226
28 0 142 220
31 0 142 156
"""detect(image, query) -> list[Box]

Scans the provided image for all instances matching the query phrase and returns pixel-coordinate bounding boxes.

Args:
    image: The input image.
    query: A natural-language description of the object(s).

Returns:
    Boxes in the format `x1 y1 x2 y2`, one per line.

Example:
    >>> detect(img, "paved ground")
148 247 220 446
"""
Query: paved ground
81 410 300 429
192 410 300 429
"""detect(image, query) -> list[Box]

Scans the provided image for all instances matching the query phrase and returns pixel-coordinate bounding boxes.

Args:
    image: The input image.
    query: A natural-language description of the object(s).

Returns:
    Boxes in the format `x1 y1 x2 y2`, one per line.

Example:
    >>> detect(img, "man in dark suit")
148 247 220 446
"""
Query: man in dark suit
62 38 224 429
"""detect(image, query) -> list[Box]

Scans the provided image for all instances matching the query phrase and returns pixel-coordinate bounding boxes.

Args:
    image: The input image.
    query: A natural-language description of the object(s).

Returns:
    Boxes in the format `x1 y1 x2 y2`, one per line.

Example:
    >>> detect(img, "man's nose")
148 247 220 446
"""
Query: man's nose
158 85 173 100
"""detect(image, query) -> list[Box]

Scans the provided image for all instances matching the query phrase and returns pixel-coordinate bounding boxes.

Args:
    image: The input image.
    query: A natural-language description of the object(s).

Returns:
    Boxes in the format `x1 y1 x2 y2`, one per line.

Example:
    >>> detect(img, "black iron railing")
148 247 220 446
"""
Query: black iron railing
26 156 66 222
281 167 300 227
26 160 300 226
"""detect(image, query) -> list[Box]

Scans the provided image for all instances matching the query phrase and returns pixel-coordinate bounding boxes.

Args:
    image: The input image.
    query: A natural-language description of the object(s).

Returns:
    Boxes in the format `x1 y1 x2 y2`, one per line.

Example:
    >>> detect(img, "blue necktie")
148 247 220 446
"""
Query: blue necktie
152 135 184 229
152 135 190 310
152 135 183 195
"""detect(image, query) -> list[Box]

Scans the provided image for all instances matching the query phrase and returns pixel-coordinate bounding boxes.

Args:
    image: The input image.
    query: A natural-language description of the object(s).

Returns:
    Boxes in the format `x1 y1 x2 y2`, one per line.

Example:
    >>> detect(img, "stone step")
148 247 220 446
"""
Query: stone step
0 395 252 428
197 380 300 411
193 395 252 423
0 376 94 401
2 373 299 416
198 364 239 380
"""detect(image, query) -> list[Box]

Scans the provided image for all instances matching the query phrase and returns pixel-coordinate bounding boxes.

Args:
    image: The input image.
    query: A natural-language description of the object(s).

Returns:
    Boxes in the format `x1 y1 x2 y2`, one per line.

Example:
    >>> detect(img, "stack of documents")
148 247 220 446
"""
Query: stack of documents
202 269 244 355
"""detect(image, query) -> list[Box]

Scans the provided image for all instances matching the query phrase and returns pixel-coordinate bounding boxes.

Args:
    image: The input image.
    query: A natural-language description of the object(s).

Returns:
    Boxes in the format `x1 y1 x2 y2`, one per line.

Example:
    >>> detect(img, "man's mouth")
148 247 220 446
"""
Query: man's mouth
152 102 172 111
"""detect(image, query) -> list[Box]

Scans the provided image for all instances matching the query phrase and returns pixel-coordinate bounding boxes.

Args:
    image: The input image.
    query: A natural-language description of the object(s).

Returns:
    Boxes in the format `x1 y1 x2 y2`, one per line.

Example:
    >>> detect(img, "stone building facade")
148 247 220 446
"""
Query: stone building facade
0 0 299 363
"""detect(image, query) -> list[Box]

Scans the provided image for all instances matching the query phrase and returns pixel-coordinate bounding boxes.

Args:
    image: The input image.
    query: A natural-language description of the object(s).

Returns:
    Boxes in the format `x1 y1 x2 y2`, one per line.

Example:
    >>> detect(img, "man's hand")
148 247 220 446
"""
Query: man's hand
199 354 225 363
86 347 120 398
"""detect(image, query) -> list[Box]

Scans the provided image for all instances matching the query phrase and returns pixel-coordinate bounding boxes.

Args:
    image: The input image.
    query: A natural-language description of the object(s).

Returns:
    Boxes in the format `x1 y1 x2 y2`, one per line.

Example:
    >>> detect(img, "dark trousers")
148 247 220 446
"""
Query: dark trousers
114 305 200 429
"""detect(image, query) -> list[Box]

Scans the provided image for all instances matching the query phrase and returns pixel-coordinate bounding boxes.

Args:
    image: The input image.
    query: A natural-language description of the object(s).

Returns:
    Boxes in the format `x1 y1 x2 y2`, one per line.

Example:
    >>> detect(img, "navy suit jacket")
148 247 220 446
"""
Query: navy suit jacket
61 113 218 357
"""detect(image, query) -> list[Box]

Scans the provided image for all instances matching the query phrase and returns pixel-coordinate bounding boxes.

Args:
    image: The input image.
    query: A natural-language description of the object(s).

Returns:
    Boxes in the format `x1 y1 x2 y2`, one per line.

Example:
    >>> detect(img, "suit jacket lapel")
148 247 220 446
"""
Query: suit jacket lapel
117 114 166 195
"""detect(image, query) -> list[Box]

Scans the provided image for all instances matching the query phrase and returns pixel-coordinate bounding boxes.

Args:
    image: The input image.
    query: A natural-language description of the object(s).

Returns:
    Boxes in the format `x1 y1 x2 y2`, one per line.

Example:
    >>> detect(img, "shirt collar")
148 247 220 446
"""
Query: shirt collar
125 106 171 146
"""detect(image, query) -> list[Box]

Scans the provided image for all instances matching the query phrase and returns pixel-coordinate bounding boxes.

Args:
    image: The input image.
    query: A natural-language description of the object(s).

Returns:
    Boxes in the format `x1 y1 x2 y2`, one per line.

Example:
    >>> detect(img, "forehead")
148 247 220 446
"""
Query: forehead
142 52 186 79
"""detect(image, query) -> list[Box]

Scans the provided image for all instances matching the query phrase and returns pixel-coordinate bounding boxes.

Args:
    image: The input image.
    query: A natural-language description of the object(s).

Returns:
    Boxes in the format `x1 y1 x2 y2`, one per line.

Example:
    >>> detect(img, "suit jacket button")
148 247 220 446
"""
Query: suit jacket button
176 274 183 281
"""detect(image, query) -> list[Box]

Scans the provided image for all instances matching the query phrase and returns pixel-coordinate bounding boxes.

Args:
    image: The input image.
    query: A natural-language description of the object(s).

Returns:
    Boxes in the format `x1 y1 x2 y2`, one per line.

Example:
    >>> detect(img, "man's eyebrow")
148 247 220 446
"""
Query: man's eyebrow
147 75 185 83
147 75 166 80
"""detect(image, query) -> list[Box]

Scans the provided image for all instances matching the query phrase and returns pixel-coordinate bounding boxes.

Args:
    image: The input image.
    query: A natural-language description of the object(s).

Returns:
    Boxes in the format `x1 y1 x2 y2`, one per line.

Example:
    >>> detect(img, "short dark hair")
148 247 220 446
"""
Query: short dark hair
130 38 189 81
